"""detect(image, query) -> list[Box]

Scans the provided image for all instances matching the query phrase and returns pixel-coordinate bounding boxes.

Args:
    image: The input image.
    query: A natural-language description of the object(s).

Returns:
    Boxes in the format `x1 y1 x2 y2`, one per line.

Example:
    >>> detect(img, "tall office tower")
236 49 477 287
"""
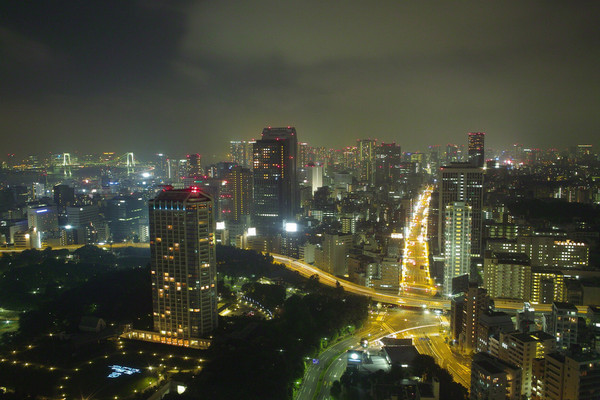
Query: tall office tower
230 140 254 169
252 126 298 232
166 158 181 180
149 187 218 346
427 145 441 173
446 143 460 164
32 182 46 199
66 205 102 244
186 154 202 177
306 163 323 194
230 141 245 165
468 132 485 167
224 166 252 222
298 142 309 168
438 163 484 257
153 153 168 178
339 146 357 170
53 184 75 212
375 142 402 186
462 283 490 351
443 202 472 295
357 138 376 184
105 195 146 242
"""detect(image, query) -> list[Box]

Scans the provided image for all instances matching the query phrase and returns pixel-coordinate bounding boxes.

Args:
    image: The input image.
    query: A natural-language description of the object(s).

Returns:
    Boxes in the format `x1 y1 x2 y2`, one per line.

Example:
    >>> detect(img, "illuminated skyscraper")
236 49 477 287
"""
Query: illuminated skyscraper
443 201 472 295
438 163 484 257
375 142 402 186
468 132 485 167
186 153 202 177
230 140 255 169
224 166 252 222
358 138 376 184
252 126 298 231
149 187 217 346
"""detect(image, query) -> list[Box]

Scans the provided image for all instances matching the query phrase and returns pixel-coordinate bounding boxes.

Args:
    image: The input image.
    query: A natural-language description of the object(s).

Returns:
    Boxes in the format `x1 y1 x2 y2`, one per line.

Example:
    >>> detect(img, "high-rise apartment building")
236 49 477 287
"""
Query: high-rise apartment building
544 351 600 400
493 331 556 398
483 252 531 301
470 352 522 400
252 127 298 232
148 187 218 346
546 302 579 351
468 132 485 167
462 283 491 351
530 269 565 304
438 163 484 257
444 201 472 295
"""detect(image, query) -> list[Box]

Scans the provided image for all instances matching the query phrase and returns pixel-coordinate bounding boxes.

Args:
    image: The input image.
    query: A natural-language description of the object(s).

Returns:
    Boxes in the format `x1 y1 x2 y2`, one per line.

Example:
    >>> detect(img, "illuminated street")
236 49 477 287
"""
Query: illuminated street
401 186 436 294
297 307 443 400
398 322 471 389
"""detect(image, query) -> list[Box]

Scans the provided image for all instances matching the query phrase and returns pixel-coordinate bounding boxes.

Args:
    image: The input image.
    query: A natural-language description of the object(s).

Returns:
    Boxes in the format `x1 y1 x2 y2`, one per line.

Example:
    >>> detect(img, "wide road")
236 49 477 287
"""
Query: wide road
0 242 149 253
398 323 471 388
295 321 384 400
272 253 449 310
312 308 454 399
401 186 435 294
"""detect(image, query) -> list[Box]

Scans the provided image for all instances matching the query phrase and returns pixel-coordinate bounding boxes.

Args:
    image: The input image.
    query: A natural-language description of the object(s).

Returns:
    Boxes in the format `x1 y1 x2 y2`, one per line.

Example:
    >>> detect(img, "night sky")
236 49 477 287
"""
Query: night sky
1 1 599 160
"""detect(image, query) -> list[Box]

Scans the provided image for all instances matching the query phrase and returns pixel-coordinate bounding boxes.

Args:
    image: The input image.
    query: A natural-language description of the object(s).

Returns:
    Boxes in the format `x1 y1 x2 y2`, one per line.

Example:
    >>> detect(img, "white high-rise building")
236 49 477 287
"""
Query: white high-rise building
444 201 471 295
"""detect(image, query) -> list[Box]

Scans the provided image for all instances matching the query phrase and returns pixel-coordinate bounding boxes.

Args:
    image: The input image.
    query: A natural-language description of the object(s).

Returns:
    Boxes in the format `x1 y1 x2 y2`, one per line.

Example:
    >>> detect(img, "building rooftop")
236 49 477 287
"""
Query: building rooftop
493 252 530 265
510 330 555 343
380 337 413 347
383 345 420 366
588 305 600 314
152 187 213 203
553 301 578 311
473 353 520 374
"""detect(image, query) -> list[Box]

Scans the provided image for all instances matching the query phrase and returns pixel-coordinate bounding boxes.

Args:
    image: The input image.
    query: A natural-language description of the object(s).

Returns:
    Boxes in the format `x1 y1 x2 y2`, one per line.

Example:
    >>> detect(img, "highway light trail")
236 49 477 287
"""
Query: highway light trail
401 186 436 294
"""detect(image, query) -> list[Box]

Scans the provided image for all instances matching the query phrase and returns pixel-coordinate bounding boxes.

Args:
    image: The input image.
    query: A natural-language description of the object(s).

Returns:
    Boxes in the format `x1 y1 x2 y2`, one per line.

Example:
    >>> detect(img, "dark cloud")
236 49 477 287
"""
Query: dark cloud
1 1 599 159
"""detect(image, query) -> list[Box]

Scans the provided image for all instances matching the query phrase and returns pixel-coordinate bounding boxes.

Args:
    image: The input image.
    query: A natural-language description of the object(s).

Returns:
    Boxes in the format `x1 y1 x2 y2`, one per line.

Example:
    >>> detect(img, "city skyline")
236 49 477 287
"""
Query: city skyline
2 2 600 159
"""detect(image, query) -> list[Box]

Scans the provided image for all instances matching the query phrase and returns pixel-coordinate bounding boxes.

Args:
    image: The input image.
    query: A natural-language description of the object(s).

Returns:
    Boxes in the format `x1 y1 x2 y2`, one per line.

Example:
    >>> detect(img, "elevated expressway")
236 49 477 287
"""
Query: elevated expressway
272 253 449 310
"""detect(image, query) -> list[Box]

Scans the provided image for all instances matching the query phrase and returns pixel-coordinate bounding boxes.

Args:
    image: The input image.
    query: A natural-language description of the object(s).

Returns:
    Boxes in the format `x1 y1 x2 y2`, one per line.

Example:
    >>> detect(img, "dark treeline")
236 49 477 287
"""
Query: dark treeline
186 288 369 399
0 246 152 345
507 198 600 226
180 246 370 399
334 354 468 400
